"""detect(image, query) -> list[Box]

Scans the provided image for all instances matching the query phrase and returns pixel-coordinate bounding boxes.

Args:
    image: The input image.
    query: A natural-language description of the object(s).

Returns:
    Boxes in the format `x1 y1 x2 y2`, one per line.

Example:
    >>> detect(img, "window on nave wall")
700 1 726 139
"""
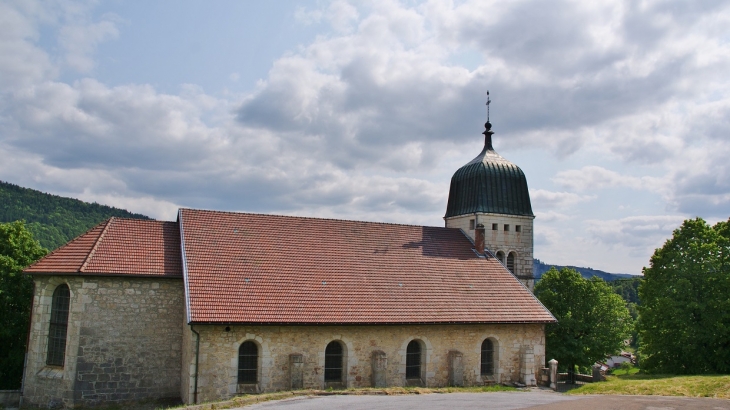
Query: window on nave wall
47 284 70 367
238 341 258 384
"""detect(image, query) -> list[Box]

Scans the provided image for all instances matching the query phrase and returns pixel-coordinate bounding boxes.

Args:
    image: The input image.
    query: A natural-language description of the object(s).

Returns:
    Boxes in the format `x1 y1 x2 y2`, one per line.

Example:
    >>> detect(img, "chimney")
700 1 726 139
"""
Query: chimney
475 223 485 255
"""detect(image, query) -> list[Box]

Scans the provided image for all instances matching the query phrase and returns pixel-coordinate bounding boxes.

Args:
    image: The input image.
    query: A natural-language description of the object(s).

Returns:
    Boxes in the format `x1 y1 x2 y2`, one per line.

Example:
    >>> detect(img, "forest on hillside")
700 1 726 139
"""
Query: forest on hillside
0 180 150 250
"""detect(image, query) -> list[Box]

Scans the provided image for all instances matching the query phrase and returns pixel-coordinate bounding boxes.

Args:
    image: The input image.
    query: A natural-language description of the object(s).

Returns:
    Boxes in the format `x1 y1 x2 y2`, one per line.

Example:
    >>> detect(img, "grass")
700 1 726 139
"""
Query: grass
158 385 519 410
568 373 730 399
609 367 641 376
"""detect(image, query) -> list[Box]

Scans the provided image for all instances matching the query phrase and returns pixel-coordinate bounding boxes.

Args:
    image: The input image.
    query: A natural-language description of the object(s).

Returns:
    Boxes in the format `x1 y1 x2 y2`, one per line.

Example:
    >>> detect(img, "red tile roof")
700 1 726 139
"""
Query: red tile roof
180 208 555 324
24 218 182 277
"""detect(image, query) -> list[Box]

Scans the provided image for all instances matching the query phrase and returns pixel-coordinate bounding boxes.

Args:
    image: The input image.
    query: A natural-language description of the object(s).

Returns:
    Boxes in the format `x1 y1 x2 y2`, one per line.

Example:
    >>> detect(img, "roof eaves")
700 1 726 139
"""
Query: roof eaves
79 217 114 273
25 271 183 279
187 319 557 326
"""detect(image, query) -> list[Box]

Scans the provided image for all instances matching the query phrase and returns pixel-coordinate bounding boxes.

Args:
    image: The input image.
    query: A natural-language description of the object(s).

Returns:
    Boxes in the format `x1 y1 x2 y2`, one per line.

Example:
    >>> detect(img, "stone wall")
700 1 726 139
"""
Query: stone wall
23 275 184 408
446 213 534 290
186 323 545 403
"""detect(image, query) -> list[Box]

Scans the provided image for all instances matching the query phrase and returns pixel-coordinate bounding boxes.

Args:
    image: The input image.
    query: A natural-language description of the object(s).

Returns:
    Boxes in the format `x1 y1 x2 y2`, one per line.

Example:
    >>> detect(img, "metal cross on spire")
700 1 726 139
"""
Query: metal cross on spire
486 90 491 122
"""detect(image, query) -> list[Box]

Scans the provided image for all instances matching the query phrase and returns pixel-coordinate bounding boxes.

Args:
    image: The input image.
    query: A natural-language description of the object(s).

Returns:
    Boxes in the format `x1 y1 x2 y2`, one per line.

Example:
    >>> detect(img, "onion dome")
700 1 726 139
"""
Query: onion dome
445 121 533 218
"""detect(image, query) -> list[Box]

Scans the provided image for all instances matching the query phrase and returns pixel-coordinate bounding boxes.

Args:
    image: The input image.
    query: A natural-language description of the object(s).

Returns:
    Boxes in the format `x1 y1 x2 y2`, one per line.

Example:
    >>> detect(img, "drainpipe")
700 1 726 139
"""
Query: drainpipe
191 325 200 404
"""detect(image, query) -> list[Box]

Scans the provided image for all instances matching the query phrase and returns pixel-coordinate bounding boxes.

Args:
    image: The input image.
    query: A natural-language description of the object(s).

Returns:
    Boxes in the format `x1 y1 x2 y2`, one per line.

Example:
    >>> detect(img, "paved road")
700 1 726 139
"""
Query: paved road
236 391 730 410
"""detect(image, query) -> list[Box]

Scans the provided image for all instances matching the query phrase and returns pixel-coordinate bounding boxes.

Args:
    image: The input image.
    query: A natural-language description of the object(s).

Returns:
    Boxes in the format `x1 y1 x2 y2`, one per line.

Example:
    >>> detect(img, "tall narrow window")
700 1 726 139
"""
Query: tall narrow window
47 284 70 366
496 251 505 265
238 341 258 383
406 340 421 379
507 252 516 274
324 341 343 382
469 219 475 230
481 339 494 376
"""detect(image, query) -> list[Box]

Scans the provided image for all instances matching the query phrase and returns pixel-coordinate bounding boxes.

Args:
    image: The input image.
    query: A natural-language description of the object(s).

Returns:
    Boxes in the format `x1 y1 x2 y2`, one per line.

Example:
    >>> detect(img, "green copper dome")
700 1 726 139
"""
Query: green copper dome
445 122 533 218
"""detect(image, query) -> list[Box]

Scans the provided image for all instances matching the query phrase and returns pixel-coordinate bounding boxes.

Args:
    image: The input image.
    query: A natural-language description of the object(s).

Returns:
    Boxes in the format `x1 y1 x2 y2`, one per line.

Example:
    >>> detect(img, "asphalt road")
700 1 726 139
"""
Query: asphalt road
236 391 730 410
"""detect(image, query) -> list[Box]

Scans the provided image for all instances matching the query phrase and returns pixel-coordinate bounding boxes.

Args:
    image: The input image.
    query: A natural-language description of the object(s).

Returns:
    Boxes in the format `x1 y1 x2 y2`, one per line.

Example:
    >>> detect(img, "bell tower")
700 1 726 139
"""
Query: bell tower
444 93 535 291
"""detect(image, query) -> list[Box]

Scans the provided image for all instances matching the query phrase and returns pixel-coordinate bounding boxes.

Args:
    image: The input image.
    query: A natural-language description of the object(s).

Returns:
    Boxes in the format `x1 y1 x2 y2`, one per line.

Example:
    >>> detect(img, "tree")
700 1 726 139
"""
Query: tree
0 221 47 389
535 267 632 376
638 218 730 374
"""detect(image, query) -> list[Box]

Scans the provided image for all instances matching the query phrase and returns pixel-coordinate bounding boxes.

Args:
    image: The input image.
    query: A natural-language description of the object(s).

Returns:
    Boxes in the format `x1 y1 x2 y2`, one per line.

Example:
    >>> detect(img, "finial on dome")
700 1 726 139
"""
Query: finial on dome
483 91 494 150
486 90 491 122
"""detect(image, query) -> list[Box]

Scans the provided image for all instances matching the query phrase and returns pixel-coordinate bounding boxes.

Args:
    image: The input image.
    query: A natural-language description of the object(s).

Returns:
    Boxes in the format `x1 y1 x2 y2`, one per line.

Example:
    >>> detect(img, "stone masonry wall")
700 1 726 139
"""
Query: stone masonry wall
23 276 184 408
186 323 545 403
446 213 534 291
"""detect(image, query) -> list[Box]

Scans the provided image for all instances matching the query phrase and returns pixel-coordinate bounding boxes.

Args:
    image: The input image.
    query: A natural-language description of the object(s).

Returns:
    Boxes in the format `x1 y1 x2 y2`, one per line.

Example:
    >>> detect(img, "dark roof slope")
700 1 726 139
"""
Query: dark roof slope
180 208 554 324
25 218 182 277
445 144 533 218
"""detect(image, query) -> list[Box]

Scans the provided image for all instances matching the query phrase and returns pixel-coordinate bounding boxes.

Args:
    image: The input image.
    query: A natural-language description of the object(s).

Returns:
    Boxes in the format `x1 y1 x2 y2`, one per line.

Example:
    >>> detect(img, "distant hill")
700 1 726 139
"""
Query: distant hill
0 180 150 251
534 259 642 305
533 259 637 281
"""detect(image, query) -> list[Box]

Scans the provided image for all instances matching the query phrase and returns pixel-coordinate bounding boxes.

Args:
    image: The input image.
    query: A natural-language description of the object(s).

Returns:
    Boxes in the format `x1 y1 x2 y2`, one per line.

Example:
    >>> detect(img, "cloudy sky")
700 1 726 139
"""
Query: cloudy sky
2 0 729 274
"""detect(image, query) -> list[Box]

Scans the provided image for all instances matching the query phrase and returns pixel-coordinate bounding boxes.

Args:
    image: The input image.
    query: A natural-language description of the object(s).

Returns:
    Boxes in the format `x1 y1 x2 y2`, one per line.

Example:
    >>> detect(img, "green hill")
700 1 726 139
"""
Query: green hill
0 180 150 251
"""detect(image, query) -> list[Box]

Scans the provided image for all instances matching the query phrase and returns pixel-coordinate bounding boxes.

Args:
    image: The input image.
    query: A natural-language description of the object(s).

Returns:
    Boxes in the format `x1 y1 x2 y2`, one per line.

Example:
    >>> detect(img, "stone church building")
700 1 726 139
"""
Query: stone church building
22 119 554 408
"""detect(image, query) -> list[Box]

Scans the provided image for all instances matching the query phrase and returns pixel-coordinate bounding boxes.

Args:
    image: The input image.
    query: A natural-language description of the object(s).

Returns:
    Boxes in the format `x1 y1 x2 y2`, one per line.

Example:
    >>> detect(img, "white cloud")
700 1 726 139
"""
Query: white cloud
2 0 730 274
58 17 119 72
0 1 57 90
585 215 686 254
531 189 595 209
553 166 666 193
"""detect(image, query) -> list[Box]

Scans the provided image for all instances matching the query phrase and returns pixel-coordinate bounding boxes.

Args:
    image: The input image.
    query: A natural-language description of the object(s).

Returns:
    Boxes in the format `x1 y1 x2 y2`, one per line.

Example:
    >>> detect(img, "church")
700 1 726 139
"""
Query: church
21 114 555 408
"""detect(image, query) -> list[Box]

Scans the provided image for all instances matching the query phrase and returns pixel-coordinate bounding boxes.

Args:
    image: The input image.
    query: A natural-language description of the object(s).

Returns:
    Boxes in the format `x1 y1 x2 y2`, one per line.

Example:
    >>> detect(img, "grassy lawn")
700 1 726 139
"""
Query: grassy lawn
568 373 730 399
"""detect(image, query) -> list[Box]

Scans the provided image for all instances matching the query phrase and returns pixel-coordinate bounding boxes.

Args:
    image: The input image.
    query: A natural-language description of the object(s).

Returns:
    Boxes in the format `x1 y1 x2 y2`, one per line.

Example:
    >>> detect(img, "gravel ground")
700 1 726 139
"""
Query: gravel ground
234 390 730 410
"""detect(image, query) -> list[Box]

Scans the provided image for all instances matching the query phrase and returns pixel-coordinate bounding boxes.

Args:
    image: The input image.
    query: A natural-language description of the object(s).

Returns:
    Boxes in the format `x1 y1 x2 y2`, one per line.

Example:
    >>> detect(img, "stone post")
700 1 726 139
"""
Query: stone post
448 350 464 387
519 345 536 386
592 364 605 382
548 359 558 390
289 354 303 389
371 351 387 388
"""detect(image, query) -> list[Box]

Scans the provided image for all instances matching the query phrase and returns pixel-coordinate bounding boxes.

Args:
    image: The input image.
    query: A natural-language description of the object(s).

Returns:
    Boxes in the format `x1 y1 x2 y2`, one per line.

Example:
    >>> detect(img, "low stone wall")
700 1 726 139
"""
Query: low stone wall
186 323 545 403
0 390 20 408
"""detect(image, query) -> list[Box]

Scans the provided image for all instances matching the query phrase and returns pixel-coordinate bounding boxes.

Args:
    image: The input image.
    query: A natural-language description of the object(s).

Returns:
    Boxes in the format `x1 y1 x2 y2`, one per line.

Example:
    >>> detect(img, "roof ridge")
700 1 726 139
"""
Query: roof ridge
79 217 114 273
24 218 109 271
179 208 453 230
102 217 168 223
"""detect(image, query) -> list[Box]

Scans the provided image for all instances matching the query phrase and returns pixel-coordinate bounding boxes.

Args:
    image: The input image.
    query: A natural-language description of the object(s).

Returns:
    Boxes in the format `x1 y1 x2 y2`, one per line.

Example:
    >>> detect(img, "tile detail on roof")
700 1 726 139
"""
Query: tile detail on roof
25 218 182 277
180 209 554 325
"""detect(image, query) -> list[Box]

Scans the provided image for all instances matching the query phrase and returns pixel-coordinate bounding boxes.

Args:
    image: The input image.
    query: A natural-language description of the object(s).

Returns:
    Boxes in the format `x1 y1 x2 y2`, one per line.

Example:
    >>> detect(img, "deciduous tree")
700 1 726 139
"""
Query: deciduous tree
535 267 632 375
0 221 47 389
639 218 730 374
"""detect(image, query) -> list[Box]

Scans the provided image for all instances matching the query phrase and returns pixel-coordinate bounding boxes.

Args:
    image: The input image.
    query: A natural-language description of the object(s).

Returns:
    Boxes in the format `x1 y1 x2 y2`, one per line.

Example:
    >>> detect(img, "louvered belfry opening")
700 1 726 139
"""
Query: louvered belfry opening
496 251 505 265
507 252 515 274
481 339 495 376
324 341 344 382
406 340 422 379
47 284 70 366
238 341 258 384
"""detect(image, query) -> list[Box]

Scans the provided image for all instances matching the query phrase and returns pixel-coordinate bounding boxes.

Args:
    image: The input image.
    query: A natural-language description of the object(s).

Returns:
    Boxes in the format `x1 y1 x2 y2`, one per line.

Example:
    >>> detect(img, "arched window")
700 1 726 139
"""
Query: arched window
495 251 505 265
47 284 70 366
406 340 422 379
324 341 343 382
507 252 516 274
238 341 258 384
481 339 494 376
